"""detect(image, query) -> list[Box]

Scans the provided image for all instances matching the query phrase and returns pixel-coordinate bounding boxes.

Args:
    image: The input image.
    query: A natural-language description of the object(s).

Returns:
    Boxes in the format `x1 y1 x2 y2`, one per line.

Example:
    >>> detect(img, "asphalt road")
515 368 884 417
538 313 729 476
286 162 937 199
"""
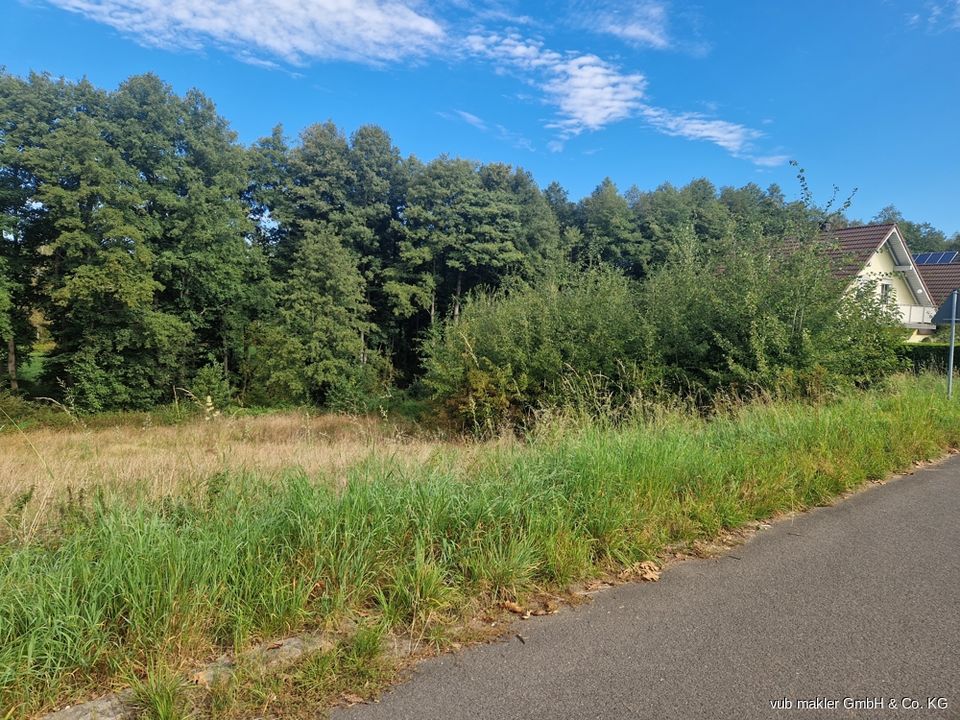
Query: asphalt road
334 454 960 720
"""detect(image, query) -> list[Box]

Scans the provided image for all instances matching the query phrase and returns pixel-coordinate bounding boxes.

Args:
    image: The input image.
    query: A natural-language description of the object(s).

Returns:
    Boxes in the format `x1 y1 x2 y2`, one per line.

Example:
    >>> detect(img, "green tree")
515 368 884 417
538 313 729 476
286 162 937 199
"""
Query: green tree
30 96 191 410
0 71 78 393
0 258 13 391
109 76 253 380
543 180 577 231
577 178 645 273
872 205 948 253
280 222 374 403
393 157 524 326
245 124 292 259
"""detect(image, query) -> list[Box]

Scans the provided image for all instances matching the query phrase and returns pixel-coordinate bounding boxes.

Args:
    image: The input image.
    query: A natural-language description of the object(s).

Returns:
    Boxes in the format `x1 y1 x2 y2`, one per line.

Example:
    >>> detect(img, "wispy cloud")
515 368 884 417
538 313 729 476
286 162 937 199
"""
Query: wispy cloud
464 31 774 160
454 109 488 131
749 154 790 168
908 1 960 31
442 107 535 151
639 107 786 165
40 0 779 163
578 0 671 50
43 0 445 65
639 107 760 154
466 32 646 148
494 123 535 152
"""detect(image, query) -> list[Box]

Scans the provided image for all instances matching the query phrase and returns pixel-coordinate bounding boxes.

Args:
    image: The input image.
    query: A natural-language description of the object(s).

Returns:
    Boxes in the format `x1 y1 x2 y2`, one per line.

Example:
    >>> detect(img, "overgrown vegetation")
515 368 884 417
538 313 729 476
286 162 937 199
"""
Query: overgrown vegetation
900 342 955 373
1 375 957 716
424 237 906 430
1 71 948 419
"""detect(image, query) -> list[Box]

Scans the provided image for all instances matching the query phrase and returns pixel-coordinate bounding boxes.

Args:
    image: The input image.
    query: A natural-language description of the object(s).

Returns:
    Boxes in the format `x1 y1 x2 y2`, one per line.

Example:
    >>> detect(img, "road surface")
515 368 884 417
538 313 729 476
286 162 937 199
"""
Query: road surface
334 455 960 719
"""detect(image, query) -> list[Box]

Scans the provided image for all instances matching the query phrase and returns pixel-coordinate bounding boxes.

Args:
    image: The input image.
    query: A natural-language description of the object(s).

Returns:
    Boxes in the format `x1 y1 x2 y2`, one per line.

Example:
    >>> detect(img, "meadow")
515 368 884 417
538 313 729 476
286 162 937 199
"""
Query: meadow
2 374 959 718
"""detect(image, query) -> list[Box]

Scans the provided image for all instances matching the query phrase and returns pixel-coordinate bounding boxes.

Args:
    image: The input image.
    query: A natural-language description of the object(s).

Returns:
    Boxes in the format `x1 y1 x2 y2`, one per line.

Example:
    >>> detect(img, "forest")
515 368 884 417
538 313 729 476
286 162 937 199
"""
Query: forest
2 70 956 424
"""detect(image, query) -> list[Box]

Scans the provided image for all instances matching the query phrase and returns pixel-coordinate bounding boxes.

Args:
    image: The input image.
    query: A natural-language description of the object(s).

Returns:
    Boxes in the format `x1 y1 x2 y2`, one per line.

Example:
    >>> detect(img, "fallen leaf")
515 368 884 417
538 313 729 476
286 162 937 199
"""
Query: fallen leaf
638 561 661 582
585 580 613 591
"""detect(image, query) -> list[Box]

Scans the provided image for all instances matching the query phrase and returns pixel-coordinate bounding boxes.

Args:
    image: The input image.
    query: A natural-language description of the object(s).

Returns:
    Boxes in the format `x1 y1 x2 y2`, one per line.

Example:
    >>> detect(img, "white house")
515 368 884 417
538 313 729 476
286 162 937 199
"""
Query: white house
820 223 936 342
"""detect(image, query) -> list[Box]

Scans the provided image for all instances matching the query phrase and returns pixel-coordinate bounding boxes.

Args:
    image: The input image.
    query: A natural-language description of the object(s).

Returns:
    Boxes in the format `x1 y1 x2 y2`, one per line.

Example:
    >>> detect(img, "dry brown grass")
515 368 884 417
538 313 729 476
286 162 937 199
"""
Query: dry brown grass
0 411 469 515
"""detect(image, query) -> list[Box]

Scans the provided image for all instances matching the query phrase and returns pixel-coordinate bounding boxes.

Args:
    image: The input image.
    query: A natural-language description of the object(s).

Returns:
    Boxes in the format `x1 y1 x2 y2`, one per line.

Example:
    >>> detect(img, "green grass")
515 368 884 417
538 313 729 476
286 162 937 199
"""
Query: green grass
2 374 959 717
128 662 193 720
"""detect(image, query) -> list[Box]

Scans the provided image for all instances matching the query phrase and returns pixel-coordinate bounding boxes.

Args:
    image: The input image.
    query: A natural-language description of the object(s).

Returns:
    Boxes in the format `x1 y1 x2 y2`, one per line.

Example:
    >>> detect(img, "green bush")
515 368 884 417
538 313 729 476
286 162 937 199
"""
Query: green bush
424 234 906 431
422 267 655 431
325 361 395 415
899 343 953 373
190 361 234 410
641 231 905 398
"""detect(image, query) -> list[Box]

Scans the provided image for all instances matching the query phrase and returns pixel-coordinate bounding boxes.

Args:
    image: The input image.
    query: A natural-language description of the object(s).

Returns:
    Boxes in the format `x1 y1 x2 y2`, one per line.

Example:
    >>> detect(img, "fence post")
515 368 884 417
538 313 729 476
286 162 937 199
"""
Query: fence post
948 290 957 399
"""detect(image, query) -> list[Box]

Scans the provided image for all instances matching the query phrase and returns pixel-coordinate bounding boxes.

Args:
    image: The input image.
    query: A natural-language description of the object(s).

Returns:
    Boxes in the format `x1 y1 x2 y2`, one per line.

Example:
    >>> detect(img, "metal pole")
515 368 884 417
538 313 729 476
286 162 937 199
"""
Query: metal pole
948 290 957 399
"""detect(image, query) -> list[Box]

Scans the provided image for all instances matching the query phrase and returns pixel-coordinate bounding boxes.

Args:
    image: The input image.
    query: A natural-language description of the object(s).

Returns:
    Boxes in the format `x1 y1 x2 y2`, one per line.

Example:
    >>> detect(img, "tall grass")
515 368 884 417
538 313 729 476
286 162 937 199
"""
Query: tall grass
2 375 958 716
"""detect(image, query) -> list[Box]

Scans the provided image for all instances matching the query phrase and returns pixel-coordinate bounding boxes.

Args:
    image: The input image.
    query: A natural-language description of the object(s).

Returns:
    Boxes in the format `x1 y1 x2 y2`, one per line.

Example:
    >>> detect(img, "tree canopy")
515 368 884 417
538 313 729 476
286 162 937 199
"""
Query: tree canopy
0 70 944 412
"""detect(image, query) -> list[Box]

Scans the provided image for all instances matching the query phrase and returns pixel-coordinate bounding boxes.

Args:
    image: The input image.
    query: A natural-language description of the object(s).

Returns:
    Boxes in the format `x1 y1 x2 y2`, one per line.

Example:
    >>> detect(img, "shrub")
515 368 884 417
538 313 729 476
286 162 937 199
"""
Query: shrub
325 360 395 415
899 343 953 373
422 267 655 431
190 361 234 410
641 230 905 398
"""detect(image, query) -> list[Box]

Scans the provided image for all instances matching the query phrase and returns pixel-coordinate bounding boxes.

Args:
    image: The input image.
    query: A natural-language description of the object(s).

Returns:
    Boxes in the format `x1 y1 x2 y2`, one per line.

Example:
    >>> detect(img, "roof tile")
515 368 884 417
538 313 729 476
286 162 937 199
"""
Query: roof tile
818 223 895 281
916 263 960 307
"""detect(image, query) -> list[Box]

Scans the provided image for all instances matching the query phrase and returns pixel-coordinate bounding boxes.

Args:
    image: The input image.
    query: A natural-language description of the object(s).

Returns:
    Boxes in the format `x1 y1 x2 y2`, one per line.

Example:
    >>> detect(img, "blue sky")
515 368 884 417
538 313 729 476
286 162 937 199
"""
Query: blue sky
3 0 959 234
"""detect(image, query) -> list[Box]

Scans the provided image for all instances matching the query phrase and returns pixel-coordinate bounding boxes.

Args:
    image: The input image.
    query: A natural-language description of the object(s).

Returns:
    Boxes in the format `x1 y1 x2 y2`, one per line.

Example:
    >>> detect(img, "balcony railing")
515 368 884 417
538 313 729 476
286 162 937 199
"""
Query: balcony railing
899 304 936 325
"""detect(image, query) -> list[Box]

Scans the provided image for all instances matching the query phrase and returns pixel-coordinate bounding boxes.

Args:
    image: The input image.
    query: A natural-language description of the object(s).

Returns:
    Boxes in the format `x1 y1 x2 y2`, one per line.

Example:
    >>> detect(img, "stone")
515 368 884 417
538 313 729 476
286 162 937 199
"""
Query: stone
43 690 135 720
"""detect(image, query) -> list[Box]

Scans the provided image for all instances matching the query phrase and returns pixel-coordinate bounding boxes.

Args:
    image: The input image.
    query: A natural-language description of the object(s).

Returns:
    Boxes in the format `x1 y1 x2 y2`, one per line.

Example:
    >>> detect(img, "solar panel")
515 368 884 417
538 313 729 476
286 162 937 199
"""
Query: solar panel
913 251 959 265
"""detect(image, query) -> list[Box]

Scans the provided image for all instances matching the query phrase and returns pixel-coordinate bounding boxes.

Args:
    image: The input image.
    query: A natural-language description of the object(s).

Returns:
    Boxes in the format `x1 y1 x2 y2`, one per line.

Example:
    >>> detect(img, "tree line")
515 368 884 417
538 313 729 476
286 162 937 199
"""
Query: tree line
0 71 949 415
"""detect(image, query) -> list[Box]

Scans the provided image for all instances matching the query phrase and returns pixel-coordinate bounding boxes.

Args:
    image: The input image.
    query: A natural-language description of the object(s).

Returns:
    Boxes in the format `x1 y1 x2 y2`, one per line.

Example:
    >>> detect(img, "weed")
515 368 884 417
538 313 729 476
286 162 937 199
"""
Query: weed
129 662 193 720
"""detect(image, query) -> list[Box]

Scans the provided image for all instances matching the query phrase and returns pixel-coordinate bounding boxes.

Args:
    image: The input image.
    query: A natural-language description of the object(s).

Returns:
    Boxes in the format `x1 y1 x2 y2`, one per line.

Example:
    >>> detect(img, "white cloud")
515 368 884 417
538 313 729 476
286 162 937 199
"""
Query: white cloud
639 107 787 165
443 108 535 151
465 31 773 160
466 32 646 146
749 154 790 168
543 54 647 134
639 107 760 154
910 1 960 31
44 0 445 64
493 123 535 152
581 1 671 50
42 0 780 162
454 109 488 130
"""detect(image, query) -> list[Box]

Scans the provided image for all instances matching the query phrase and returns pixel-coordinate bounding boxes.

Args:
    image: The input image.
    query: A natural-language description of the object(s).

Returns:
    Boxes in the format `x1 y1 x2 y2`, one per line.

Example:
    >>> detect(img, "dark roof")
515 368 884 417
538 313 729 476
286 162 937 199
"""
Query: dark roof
818 223 896 281
916 263 960 307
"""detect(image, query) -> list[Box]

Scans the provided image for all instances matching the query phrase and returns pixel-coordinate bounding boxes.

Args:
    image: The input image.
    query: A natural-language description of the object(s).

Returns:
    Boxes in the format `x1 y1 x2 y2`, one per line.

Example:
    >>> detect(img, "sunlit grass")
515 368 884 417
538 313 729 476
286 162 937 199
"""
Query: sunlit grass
1 374 957 716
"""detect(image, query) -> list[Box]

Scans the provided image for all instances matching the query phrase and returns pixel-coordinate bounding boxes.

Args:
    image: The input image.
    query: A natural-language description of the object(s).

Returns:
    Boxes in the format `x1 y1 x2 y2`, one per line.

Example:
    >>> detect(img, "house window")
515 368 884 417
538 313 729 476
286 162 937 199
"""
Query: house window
880 282 892 303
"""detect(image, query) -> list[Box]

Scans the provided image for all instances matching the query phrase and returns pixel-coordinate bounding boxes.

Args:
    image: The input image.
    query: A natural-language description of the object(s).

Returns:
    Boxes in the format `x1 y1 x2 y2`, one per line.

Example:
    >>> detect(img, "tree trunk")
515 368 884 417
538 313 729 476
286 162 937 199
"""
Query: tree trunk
7 336 18 393
453 272 462 322
222 328 229 376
